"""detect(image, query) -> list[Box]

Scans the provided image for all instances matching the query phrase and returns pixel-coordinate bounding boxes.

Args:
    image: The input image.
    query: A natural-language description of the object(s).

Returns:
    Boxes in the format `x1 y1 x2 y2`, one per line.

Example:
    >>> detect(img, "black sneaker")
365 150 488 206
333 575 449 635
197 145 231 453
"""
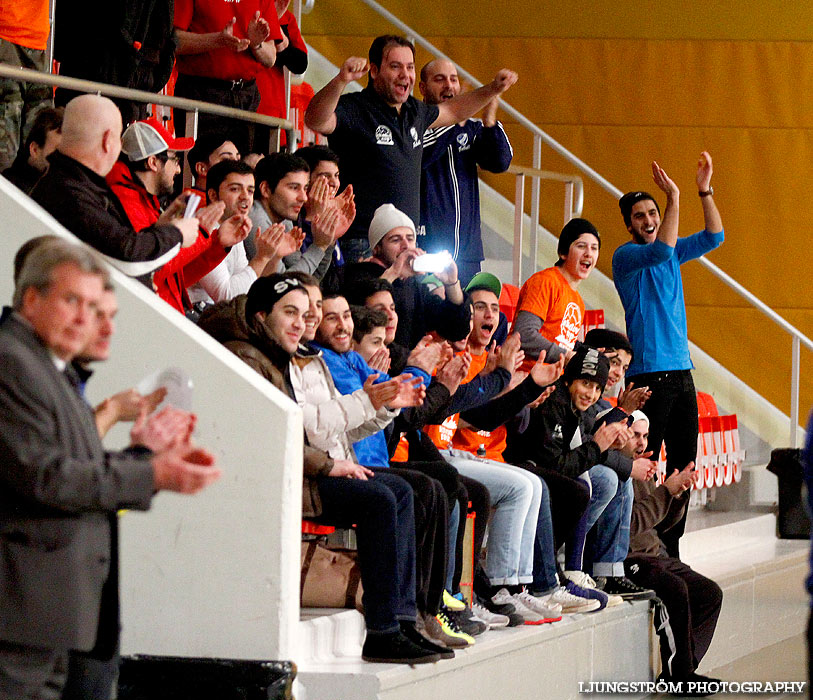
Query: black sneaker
475 594 524 627
361 631 441 664
595 575 655 601
400 621 455 659
447 605 488 637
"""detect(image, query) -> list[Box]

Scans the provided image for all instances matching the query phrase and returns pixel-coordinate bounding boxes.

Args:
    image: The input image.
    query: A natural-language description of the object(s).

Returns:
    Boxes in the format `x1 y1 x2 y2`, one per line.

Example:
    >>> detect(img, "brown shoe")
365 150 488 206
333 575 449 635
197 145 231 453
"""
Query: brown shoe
421 612 471 648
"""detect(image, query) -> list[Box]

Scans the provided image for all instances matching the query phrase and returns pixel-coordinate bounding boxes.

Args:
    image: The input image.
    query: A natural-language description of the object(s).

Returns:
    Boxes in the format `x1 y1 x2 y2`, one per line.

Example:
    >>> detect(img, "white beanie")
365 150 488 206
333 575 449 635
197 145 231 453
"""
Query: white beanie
630 410 649 426
368 203 416 250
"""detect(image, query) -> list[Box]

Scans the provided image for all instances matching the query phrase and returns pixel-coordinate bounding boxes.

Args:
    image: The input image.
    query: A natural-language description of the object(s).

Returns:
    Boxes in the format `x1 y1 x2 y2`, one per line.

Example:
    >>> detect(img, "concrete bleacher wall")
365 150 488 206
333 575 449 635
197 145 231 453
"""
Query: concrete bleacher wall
0 177 302 663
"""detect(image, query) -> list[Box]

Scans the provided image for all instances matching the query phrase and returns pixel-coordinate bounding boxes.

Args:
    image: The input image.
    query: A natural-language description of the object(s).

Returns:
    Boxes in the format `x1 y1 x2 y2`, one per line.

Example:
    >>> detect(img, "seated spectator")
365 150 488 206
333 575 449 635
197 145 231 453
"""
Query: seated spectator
108 119 250 314
32 95 198 274
252 153 351 279
2 106 62 194
506 346 632 610
197 274 441 665
344 203 471 349
515 218 601 363
187 160 290 306
624 412 723 689
187 133 240 195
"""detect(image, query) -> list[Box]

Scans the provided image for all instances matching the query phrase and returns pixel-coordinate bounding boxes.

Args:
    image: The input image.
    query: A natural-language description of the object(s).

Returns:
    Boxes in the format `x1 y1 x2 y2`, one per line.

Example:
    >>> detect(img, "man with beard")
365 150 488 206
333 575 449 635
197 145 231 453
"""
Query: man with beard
419 59 513 286
613 153 724 556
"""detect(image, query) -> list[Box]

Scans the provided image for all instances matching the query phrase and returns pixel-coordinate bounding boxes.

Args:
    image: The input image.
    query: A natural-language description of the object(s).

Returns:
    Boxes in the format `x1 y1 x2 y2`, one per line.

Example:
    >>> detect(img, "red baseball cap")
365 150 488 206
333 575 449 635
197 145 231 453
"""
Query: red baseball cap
121 118 195 160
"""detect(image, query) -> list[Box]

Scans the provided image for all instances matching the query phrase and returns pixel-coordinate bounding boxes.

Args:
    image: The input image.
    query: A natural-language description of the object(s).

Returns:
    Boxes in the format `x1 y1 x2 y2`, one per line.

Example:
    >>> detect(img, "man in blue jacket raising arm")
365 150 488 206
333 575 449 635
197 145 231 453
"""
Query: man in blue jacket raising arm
611 153 724 556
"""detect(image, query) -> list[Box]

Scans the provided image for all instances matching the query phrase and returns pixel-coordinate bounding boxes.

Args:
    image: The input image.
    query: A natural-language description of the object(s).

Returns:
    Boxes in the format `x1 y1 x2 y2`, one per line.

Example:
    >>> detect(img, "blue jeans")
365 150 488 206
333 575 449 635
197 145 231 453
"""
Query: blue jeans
441 449 538 586
575 465 633 578
566 465 622 573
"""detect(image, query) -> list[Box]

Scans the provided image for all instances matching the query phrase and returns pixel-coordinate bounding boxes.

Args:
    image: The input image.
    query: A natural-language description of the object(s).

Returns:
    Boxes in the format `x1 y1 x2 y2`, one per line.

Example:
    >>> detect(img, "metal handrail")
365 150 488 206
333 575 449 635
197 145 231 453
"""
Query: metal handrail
346 0 809 445
0 65 293 130
506 165 583 286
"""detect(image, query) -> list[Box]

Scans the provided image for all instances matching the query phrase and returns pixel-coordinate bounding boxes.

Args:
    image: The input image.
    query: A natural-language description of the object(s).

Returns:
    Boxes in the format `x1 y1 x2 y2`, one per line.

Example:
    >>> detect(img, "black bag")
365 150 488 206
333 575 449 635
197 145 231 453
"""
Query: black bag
766 448 811 539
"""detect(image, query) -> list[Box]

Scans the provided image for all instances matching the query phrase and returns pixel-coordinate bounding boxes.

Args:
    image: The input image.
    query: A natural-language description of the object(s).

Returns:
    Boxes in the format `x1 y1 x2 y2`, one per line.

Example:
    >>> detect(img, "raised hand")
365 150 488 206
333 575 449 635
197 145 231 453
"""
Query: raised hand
216 213 252 247
306 176 331 220
366 347 391 373
527 385 555 409
530 354 565 387
651 160 679 198
437 352 471 394
490 69 518 94
617 382 651 413
362 373 399 410
196 201 226 233
630 450 657 481
131 405 196 453
255 222 287 260
219 17 250 52
496 333 523 373
332 185 356 238
593 420 631 452
311 205 341 248
406 336 443 373
665 461 696 496
171 217 200 247
387 374 426 409
246 10 271 47
696 151 713 192
339 57 370 83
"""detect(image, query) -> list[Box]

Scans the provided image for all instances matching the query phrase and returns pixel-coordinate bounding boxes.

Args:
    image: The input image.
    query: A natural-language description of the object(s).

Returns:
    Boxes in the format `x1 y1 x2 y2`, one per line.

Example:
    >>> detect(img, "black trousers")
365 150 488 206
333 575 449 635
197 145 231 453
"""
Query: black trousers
627 369 699 558
626 554 722 679
376 466 449 616
312 471 416 633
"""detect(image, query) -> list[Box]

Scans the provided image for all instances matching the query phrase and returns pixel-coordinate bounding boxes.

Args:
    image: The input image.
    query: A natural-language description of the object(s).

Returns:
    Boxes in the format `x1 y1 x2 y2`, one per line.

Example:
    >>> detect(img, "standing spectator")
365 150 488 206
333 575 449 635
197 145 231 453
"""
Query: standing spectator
0 0 53 171
0 240 219 699
305 35 517 262
612 153 724 556
174 0 283 148
419 59 513 286
31 95 199 273
254 0 308 149
515 217 601 363
623 411 723 688
1 106 62 194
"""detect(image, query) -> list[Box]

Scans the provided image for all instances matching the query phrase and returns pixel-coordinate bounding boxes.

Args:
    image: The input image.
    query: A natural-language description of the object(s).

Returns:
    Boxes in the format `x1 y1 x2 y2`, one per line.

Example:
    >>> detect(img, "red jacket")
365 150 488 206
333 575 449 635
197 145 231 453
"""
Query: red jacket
107 161 228 312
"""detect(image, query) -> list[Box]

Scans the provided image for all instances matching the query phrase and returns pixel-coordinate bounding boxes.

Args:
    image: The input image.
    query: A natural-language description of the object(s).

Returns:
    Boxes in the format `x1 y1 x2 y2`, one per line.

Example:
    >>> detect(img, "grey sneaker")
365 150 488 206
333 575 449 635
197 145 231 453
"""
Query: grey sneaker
471 599 510 629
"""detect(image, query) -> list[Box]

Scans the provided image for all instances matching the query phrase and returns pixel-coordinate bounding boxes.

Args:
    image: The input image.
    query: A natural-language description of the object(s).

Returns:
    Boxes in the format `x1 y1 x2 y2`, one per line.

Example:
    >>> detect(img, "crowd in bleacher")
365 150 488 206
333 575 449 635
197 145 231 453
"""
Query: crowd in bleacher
0 4 731 698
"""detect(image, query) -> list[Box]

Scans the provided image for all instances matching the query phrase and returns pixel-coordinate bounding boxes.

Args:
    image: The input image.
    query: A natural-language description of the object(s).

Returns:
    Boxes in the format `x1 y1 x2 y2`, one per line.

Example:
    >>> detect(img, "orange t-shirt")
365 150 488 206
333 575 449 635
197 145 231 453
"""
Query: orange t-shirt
516 266 584 353
423 351 489 451
0 1 50 50
452 424 507 463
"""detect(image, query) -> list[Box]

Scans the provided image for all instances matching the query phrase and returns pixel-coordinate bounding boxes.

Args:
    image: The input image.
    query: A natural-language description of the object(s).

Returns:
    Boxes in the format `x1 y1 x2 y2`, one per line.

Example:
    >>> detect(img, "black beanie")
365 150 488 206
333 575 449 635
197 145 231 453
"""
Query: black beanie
619 191 660 228
563 346 610 391
583 328 634 361
555 218 601 266
245 274 307 323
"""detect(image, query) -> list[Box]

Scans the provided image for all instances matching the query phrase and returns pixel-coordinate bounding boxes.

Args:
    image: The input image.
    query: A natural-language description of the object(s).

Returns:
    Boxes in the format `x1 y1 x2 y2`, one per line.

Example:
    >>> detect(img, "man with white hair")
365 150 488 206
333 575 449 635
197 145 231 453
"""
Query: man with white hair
623 411 723 690
32 94 198 272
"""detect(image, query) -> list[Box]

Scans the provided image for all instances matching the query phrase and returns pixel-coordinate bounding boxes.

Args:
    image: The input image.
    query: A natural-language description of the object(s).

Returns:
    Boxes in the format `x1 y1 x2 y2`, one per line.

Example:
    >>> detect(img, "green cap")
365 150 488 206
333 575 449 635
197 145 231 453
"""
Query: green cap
464 271 502 298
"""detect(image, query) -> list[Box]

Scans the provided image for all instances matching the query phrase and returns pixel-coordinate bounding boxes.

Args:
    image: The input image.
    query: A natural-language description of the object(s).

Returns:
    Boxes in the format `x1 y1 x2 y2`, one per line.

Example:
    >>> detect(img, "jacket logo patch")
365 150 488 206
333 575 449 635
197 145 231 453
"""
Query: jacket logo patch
410 126 420 148
552 423 563 442
376 125 394 145
456 133 470 151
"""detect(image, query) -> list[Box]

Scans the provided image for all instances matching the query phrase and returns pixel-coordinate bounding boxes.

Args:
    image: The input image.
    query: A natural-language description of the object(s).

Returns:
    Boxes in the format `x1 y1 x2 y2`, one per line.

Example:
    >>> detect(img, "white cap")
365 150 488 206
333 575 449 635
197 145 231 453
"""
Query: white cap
368 203 416 250
630 410 649 426
121 119 194 161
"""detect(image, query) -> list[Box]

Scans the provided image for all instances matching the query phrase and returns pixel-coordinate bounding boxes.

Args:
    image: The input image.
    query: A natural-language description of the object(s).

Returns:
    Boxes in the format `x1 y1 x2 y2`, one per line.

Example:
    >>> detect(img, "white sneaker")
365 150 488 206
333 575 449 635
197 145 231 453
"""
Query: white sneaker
540 586 601 614
563 570 623 607
471 600 510 629
492 588 559 625
515 590 562 618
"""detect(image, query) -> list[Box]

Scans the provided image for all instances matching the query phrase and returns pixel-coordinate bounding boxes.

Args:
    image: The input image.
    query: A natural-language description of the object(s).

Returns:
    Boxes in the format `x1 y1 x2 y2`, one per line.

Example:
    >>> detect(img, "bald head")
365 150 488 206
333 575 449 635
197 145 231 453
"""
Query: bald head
59 95 123 176
419 59 460 105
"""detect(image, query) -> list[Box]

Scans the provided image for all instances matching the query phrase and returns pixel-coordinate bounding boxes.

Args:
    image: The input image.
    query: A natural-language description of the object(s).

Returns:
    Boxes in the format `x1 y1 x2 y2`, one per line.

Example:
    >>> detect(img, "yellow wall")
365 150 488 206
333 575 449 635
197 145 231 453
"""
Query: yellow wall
304 1 813 418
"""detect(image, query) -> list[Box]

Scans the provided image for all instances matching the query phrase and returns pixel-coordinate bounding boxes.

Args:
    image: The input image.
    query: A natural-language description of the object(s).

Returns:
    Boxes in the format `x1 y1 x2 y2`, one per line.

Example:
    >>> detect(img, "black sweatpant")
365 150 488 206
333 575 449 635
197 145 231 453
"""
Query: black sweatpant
626 554 722 679
628 370 699 558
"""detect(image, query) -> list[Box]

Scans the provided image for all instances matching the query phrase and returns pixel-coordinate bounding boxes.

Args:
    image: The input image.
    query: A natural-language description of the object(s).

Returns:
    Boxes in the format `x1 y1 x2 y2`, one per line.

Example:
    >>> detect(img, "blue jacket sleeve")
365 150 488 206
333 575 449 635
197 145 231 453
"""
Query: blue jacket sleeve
612 239 674 277
472 121 513 173
446 367 511 415
675 229 725 264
